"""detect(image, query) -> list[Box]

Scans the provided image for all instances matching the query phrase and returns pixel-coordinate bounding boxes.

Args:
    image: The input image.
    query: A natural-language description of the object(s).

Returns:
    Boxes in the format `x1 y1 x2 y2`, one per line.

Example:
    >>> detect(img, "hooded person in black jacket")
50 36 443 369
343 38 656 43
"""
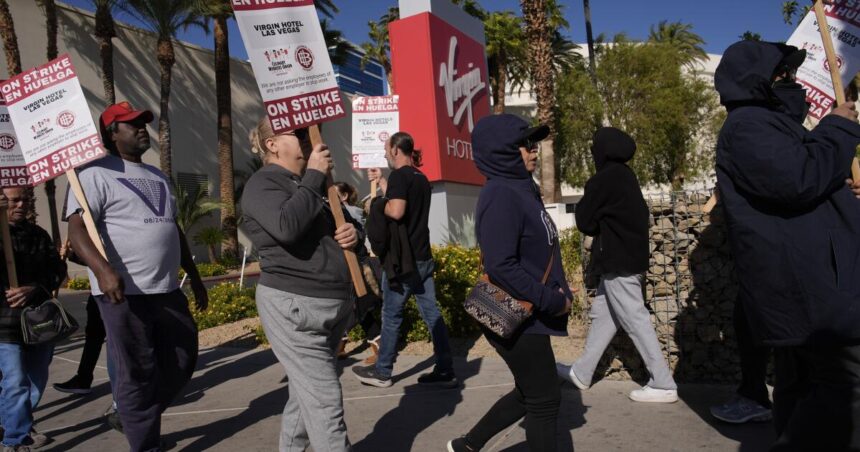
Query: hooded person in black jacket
714 40 860 450
556 127 678 404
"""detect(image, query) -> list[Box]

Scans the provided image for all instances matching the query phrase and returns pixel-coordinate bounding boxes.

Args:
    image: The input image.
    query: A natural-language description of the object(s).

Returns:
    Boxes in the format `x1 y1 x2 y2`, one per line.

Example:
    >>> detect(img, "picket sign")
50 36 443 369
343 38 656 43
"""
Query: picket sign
232 0 366 297
810 1 860 182
0 54 110 280
705 0 860 214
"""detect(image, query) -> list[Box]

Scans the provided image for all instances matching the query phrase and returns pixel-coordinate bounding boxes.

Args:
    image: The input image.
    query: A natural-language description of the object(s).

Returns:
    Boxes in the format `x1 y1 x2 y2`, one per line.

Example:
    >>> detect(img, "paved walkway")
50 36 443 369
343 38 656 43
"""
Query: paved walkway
35 294 774 451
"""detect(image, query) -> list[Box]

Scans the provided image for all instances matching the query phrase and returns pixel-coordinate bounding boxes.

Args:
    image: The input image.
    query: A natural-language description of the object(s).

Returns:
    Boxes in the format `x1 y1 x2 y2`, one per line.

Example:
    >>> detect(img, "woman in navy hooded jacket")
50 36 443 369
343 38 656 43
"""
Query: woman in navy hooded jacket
447 114 573 452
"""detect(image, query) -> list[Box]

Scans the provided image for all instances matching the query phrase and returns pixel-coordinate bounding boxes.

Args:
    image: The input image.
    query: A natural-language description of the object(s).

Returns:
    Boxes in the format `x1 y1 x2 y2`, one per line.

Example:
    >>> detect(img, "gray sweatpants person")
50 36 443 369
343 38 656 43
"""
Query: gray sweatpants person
256 285 355 452
571 273 677 390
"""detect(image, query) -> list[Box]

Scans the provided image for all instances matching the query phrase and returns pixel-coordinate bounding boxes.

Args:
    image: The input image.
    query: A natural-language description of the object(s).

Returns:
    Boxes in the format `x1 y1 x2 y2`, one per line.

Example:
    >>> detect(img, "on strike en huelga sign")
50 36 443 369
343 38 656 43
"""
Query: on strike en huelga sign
232 0 346 132
787 1 860 121
0 92 27 188
0 55 106 184
352 95 398 169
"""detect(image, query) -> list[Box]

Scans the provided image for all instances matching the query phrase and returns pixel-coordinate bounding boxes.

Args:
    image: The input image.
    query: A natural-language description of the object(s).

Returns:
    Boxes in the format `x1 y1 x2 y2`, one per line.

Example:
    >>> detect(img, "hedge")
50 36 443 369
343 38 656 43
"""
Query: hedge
67 277 91 291
188 282 256 330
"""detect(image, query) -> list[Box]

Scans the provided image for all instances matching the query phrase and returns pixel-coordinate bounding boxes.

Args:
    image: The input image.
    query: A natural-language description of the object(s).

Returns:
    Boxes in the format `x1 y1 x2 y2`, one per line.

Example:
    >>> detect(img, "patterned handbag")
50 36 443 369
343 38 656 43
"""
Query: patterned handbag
464 250 555 338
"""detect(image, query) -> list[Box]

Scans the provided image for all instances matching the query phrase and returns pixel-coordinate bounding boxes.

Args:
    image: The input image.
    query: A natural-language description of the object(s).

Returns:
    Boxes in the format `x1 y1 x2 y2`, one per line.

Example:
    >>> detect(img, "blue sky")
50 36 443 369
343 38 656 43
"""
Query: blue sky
60 0 799 59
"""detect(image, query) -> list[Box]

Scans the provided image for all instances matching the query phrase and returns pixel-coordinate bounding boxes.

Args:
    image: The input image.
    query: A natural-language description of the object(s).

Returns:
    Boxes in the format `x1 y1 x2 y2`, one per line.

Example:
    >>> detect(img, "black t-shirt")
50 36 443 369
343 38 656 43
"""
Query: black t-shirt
387 165 432 261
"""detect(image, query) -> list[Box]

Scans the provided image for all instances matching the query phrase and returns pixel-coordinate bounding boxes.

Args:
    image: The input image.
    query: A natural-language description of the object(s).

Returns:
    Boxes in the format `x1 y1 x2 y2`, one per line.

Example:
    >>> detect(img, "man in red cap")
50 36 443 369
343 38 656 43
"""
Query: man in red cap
64 102 208 452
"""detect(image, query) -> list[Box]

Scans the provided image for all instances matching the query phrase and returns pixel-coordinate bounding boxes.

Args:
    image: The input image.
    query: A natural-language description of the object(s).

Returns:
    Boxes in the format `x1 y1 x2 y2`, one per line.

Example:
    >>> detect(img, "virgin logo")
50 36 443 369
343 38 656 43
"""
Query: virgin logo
438 36 486 132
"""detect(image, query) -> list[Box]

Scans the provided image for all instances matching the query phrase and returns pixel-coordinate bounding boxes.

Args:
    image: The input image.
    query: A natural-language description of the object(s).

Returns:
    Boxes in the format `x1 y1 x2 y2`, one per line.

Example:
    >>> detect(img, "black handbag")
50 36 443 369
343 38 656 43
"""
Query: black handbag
464 250 555 338
21 297 79 345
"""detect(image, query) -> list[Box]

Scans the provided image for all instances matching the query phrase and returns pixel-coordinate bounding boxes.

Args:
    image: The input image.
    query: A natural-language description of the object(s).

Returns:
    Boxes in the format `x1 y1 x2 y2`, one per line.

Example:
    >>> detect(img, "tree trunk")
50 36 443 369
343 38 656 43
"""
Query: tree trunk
521 0 559 202
95 4 116 104
215 15 237 258
157 39 174 177
42 0 60 245
207 244 217 264
0 0 21 76
493 53 508 114
583 0 597 84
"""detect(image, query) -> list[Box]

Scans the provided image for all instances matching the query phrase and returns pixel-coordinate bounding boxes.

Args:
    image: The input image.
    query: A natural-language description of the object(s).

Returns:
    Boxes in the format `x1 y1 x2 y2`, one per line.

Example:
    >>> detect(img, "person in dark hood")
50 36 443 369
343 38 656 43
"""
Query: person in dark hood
556 127 678 404
714 40 860 450
447 114 573 452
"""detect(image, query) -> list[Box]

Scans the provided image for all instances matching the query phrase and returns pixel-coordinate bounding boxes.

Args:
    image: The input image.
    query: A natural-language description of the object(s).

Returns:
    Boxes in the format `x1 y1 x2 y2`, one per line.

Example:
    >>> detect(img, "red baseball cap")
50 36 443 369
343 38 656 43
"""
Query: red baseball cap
99 101 154 128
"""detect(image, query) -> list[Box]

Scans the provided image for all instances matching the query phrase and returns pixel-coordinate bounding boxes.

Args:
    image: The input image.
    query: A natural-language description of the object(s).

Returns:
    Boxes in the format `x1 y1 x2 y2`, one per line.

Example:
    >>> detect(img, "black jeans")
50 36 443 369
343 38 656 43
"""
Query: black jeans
771 342 860 451
466 329 563 452
97 290 198 452
734 301 771 408
76 295 106 383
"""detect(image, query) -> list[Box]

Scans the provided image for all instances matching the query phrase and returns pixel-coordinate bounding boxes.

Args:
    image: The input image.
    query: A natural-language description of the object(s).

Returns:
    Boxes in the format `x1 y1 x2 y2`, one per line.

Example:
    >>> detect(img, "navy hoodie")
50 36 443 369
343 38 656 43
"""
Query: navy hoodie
472 114 571 336
575 127 650 276
715 41 860 346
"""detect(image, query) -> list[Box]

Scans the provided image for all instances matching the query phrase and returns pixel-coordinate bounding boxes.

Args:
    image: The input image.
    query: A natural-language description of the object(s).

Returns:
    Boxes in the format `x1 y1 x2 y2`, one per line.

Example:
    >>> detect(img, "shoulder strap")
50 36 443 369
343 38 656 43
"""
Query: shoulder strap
540 245 555 284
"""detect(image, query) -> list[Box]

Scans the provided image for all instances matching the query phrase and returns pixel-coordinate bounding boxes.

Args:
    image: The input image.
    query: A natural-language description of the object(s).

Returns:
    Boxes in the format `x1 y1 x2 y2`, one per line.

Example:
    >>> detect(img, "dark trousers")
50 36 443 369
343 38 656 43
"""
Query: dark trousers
96 290 198 452
354 293 382 339
734 301 772 408
771 342 860 451
77 295 106 383
466 329 563 452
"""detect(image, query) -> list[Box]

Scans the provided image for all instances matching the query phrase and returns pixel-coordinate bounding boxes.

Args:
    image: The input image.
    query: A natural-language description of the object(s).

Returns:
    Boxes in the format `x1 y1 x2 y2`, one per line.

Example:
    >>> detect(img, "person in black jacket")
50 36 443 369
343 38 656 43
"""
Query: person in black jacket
556 127 678 403
0 187 67 450
713 40 860 450
448 114 573 452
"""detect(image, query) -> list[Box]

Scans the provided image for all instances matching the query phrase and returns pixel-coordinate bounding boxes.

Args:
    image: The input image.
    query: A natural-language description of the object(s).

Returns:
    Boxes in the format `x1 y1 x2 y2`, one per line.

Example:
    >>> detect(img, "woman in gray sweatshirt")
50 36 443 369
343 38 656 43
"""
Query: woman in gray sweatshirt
240 118 359 452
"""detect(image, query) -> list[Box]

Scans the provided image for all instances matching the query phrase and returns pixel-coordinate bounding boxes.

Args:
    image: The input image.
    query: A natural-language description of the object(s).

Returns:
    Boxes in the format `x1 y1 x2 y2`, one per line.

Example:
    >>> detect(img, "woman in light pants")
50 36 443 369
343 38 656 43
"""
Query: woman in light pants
241 118 360 451
556 127 677 403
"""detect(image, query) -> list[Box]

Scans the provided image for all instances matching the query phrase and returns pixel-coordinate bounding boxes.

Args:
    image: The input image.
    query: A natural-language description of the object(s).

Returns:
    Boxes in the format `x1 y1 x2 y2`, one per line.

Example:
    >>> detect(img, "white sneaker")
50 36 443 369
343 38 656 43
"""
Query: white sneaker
556 363 589 390
629 385 678 403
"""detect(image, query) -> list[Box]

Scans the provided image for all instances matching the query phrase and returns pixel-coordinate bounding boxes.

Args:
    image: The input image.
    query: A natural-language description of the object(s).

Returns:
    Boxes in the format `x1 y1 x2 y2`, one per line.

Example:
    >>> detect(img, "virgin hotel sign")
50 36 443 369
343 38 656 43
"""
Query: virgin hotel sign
389 1 490 186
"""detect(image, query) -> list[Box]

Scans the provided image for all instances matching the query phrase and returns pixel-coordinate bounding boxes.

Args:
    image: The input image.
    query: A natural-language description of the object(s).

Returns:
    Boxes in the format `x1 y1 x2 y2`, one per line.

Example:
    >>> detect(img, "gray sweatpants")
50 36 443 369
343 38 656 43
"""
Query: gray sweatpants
256 284 355 452
571 273 677 390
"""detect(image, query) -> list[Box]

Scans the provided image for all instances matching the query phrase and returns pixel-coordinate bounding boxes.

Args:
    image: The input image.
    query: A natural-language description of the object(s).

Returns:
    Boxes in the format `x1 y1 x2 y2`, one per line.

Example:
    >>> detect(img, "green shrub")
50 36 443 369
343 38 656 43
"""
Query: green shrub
179 263 228 280
402 245 482 341
217 250 243 269
67 277 90 291
189 282 257 330
559 228 585 315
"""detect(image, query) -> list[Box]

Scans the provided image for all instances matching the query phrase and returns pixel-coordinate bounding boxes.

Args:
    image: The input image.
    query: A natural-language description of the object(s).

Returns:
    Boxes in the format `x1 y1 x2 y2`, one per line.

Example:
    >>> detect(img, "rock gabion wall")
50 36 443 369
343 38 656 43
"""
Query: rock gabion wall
581 190 745 384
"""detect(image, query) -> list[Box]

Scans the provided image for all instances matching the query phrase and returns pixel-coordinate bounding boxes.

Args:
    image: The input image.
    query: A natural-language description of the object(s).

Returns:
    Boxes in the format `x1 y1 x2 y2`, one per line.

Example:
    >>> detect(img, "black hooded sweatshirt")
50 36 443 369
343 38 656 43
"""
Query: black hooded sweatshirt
715 40 860 346
575 127 650 276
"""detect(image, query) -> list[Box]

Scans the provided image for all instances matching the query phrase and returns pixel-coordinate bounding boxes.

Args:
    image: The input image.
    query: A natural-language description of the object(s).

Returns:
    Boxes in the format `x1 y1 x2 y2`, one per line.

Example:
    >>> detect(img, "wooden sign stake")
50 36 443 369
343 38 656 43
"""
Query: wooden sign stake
813 0 860 181
66 169 107 259
309 125 367 297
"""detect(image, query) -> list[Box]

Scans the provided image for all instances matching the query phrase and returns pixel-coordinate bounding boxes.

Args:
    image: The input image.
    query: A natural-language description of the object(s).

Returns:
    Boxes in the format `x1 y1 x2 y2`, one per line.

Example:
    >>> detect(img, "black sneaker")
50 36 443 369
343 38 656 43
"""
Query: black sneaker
447 437 477 452
52 375 92 395
352 365 392 388
418 370 458 388
104 405 123 434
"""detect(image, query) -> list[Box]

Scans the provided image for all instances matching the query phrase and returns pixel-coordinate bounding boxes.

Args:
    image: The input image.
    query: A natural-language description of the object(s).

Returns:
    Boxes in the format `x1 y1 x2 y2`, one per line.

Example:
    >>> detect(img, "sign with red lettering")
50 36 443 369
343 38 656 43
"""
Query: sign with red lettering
0 55 106 185
390 12 489 186
787 1 860 121
232 0 345 132
352 95 398 169
0 89 27 188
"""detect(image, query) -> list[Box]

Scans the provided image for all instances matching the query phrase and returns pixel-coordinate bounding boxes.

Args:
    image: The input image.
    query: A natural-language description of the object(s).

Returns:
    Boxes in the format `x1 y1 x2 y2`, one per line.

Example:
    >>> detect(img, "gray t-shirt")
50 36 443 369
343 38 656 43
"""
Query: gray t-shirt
65 155 180 295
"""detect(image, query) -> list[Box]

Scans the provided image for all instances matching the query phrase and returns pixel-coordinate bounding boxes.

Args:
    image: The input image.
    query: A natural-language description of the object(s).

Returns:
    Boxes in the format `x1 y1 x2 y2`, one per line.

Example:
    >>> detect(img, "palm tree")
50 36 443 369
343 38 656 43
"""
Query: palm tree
120 0 206 178
647 20 708 68
313 0 338 18
0 0 21 76
520 0 559 202
91 0 118 104
36 0 61 245
321 19 354 66
740 31 762 41
582 0 596 82
194 0 238 258
173 181 221 233
782 1 810 25
484 11 525 114
361 7 398 92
